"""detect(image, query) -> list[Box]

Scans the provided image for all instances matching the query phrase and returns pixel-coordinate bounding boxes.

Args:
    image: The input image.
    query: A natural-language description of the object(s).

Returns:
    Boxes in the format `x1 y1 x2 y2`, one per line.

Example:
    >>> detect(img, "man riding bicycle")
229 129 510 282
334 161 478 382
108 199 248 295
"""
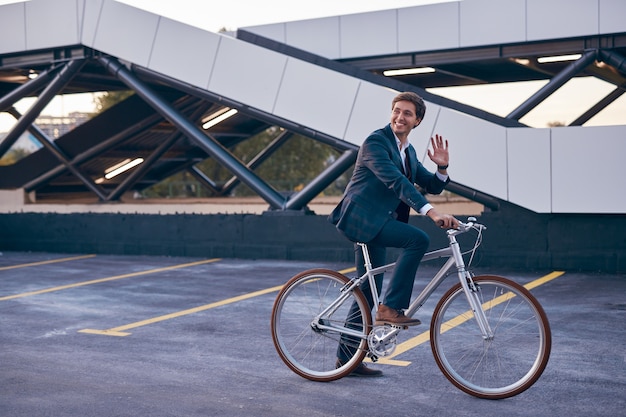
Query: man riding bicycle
329 91 459 376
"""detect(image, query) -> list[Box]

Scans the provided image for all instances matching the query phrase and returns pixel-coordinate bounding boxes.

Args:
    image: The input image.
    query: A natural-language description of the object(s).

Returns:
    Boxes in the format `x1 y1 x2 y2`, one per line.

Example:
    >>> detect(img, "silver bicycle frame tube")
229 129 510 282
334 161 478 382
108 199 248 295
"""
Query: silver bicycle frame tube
404 256 456 319
446 233 495 339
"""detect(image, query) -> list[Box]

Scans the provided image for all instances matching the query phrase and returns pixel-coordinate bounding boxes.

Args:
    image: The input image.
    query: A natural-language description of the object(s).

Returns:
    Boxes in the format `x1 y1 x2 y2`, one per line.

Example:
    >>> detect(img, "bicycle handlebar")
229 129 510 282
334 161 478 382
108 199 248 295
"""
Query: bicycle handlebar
448 217 486 236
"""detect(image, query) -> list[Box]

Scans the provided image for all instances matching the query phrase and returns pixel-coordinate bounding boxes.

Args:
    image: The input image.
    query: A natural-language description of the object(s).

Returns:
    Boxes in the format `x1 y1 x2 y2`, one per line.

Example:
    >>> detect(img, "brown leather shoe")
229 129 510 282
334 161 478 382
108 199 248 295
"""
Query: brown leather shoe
336 359 383 377
375 304 421 327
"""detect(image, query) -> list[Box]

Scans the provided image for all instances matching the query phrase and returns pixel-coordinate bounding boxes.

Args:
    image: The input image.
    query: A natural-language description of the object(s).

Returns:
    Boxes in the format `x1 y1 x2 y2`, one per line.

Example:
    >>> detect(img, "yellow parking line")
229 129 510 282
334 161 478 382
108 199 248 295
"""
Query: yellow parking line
0 254 96 271
0 258 221 301
79 265 565 342
374 271 566 366
79 285 284 336
79 266 358 337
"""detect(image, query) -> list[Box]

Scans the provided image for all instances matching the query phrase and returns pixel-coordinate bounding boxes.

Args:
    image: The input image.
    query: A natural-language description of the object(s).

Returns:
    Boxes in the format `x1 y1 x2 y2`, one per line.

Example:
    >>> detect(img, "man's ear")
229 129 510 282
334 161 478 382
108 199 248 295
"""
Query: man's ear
413 118 422 129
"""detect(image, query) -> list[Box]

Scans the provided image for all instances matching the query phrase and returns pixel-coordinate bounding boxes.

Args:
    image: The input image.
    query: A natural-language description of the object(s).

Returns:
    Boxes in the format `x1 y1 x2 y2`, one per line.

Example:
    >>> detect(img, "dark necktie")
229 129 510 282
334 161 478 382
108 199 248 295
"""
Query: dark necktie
404 148 411 181
395 148 411 223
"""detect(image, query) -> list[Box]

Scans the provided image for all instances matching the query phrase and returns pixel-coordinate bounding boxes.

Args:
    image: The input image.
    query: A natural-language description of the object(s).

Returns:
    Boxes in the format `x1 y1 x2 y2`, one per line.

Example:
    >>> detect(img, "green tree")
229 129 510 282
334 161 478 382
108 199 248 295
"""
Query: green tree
140 127 352 199
0 147 30 166
93 90 134 113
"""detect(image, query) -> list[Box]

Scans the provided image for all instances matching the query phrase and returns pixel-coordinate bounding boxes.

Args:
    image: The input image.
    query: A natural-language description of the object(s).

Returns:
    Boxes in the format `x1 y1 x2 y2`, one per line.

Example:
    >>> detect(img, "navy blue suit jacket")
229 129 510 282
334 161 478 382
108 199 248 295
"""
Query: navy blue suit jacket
329 124 449 243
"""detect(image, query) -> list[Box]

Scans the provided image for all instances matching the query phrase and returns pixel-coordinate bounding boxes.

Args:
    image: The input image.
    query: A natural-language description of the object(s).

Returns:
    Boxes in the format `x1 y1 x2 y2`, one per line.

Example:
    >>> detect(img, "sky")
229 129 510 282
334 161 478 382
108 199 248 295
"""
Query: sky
117 0 450 33
0 0 624 132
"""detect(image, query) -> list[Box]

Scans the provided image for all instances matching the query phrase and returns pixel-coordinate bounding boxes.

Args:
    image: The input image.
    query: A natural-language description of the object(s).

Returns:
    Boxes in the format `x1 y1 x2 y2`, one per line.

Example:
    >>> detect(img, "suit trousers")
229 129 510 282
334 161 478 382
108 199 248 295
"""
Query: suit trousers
337 218 430 362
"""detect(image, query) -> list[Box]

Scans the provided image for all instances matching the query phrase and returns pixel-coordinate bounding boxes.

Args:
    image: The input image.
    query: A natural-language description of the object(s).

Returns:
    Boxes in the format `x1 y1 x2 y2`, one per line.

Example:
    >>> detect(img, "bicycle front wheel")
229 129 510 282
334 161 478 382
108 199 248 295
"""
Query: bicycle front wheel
430 275 551 399
271 269 371 382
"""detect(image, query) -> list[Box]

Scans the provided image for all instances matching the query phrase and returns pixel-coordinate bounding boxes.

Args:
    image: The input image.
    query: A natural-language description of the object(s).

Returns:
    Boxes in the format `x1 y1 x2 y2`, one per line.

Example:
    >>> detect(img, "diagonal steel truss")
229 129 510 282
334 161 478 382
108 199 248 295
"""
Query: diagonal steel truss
1 46 625 212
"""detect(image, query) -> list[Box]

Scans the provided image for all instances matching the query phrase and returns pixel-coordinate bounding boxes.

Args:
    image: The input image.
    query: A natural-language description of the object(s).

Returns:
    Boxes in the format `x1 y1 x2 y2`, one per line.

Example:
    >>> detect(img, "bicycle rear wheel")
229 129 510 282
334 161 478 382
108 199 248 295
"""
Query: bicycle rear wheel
271 269 371 382
430 275 551 399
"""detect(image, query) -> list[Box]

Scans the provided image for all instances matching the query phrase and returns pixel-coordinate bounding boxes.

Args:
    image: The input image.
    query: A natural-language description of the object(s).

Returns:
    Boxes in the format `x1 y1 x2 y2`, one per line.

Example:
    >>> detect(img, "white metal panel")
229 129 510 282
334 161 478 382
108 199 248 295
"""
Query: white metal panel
273 59 360 139
92 0 160 67
0 2 26 54
240 23 285 43
433 108 508 200
81 0 104 48
599 0 626 34
343 83 397 146
148 18 219 89
25 0 79 50
398 3 460 53
552 125 626 213
507 128 551 213
339 9 397 59
76 0 85 42
460 0 526 47
239 0 624 60
285 17 341 59
527 0 599 41
208 36 288 114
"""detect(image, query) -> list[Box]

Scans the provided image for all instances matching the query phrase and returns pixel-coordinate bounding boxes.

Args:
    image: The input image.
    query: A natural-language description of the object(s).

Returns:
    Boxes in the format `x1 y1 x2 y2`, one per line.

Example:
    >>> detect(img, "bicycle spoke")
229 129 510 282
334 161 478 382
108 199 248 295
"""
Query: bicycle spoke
431 276 551 399
271 269 371 382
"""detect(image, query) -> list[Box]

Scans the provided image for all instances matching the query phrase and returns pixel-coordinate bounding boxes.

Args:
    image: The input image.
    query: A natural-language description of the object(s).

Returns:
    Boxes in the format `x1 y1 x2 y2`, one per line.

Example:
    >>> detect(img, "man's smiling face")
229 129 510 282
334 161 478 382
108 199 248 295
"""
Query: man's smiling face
390 100 421 141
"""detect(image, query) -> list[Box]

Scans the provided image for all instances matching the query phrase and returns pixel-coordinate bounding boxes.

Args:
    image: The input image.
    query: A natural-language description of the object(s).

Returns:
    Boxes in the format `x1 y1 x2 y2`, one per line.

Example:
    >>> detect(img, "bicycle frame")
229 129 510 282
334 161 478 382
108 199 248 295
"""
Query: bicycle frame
345 222 494 343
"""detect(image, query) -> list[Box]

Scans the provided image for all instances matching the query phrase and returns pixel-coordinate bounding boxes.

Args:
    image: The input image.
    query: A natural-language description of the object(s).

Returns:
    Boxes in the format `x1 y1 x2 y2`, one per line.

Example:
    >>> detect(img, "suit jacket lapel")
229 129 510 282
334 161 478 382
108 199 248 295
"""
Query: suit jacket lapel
383 124 405 174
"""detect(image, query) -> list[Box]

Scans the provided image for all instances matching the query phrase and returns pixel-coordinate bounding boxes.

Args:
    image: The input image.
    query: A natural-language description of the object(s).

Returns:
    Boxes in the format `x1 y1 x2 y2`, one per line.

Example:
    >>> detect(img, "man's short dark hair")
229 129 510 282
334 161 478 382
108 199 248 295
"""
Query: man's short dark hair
392 92 426 121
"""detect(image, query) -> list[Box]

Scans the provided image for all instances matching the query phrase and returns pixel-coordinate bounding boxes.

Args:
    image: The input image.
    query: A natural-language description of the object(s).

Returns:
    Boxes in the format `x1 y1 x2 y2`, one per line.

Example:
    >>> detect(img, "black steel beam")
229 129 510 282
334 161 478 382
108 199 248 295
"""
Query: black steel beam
599 50 626 75
105 100 211 201
23 94 197 192
445 181 500 211
98 55 288 210
188 165 220 194
570 87 625 126
0 59 84 158
0 65 61 112
7 107 108 200
132 64 361 152
105 130 181 201
24 110 162 192
506 50 598 120
284 149 357 211
220 130 294 196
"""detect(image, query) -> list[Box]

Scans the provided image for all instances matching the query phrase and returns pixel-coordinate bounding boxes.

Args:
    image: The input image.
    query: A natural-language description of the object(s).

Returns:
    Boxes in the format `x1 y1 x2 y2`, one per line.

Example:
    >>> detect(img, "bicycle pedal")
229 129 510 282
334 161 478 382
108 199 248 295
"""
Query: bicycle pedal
389 324 408 330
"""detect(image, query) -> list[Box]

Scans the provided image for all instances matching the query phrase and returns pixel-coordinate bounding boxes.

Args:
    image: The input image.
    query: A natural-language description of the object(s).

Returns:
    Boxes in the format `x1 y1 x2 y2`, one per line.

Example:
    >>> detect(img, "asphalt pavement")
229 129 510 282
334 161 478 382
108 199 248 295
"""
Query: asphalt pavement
1 251 624 417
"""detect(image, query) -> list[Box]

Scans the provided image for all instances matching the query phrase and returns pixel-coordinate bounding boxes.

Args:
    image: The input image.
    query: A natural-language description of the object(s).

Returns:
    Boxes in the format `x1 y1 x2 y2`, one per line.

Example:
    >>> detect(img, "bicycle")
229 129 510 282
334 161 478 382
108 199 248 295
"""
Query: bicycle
270 217 551 399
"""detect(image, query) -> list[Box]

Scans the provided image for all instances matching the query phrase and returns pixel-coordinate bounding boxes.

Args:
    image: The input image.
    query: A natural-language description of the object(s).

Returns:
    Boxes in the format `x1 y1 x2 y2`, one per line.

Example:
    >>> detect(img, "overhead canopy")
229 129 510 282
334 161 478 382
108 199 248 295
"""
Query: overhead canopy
0 0 625 214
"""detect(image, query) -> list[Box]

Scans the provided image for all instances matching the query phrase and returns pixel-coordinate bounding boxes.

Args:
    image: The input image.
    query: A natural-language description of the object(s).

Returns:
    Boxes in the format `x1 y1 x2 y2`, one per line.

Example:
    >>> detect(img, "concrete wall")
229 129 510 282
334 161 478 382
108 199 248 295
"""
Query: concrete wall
0 203 624 273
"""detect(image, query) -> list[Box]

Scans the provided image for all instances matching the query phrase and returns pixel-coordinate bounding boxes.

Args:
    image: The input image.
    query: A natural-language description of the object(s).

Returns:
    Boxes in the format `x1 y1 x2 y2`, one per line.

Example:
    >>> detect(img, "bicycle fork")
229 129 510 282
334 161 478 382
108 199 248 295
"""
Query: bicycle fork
450 238 495 341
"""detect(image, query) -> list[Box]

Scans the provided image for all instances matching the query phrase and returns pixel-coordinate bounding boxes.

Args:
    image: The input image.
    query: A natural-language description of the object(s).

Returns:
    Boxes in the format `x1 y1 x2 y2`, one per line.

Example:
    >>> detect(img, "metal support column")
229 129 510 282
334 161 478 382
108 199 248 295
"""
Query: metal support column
105 100 210 201
0 59 84 158
445 181 500 211
284 149 357 211
570 87 625 126
0 65 60 112
507 50 598 120
7 107 108 200
220 130 293 195
188 165 221 194
24 110 162 192
599 50 626 74
23 95 198 192
98 55 287 210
